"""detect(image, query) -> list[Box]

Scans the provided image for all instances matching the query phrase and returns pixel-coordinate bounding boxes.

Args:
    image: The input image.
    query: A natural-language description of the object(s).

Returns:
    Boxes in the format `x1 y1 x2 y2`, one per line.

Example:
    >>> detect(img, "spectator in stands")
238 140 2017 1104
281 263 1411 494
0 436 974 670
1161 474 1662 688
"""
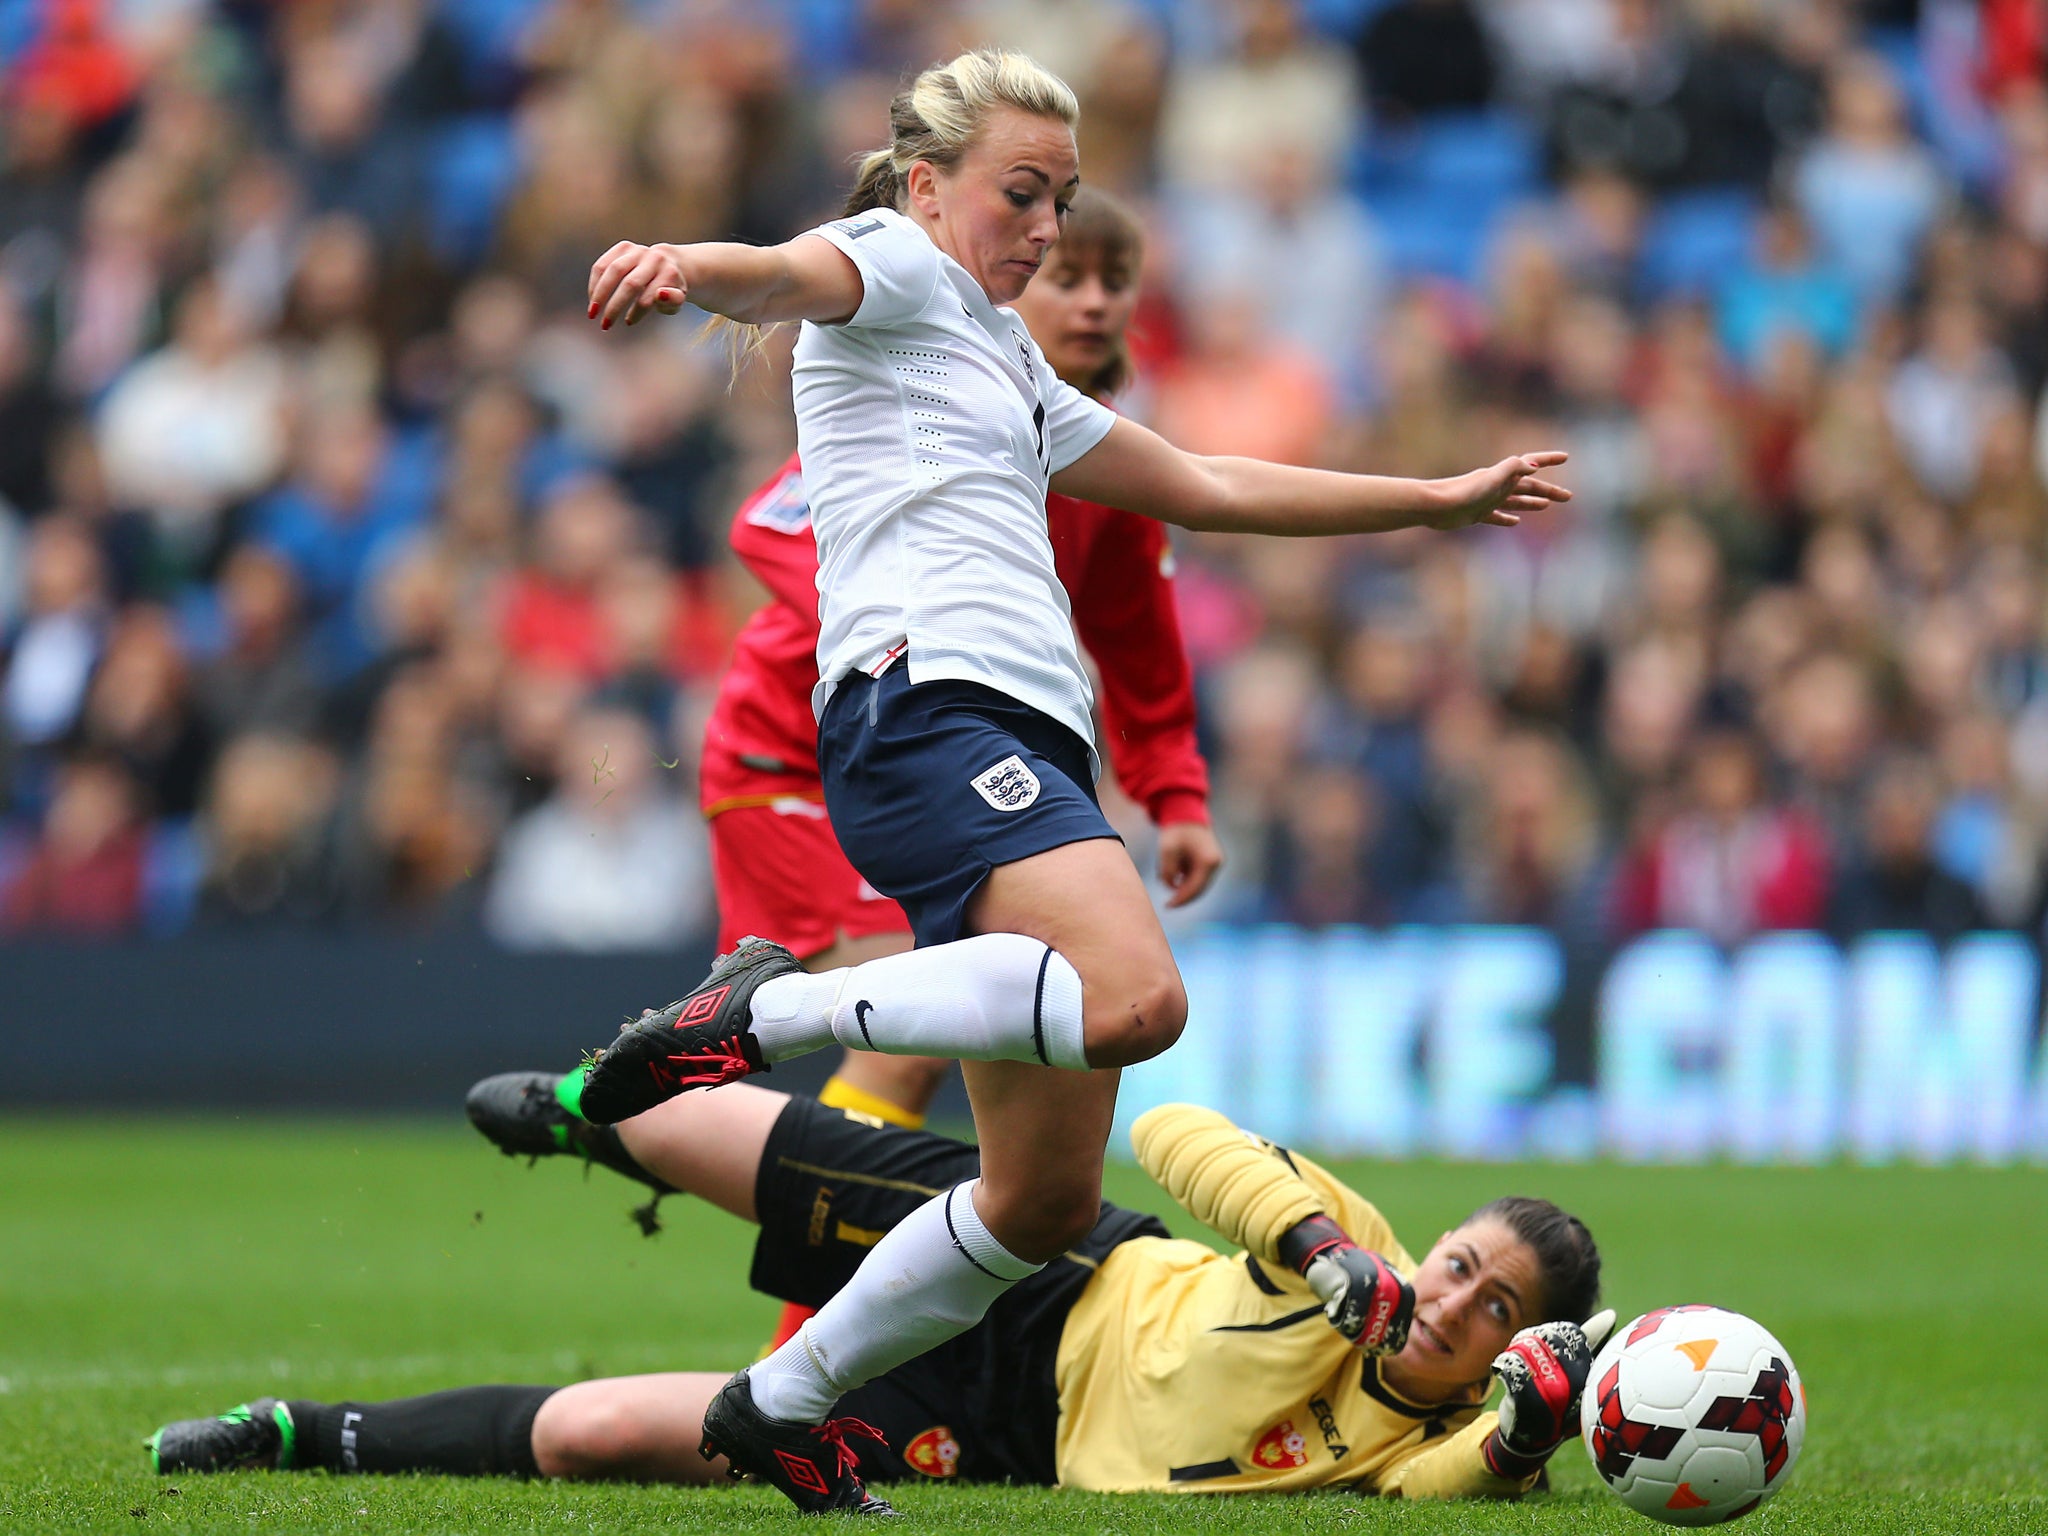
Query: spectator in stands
1329 617 1452 915
59 174 156 414
0 0 2040 954
1598 635 1705 818
73 604 210 821
490 665 587 822
280 29 414 235
1793 52 1945 306
94 274 288 574
193 545 322 742
1933 709 2037 926
1666 0 1823 189
606 338 735 572
1717 203 1859 374
1156 0 1358 195
497 87 637 310
0 286 59 518
0 751 146 936
337 665 491 922
1455 726 1601 930
1176 143 1385 404
593 551 723 725
1205 640 1322 914
253 405 427 677
1830 753 1987 940
1887 287 2021 504
8 0 141 138
1768 649 1881 852
3 514 106 766
1152 285 1333 466
1358 0 1496 121
1612 727 1830 944
484 704 709 952
280 213 384 417
500 474 638 683
0 85 90 303
195 733 341 925
1265 760 1381 925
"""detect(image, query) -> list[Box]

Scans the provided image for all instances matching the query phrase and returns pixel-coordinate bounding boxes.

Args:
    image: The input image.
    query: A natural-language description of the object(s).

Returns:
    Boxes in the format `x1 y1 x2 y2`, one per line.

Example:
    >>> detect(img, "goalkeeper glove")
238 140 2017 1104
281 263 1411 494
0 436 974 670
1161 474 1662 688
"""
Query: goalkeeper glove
1276 1213 1415 1354
1482 1308 1618 1479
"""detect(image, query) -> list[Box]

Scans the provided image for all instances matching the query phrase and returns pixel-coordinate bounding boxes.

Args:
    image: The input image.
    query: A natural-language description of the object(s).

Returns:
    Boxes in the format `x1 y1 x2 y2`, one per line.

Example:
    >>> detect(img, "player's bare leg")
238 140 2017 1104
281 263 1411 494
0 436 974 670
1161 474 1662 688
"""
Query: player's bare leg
611 1083 790 1221
958 1057 1120 1258
968 836 1186 1070
956 836 1183 1258
532 1373 732 1482
739 834 1180 1421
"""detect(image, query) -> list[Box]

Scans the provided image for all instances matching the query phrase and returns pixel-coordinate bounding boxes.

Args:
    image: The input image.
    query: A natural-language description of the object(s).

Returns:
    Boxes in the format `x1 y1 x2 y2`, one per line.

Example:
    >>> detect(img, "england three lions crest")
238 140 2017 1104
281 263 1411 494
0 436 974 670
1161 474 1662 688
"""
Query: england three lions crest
971 754 1041 811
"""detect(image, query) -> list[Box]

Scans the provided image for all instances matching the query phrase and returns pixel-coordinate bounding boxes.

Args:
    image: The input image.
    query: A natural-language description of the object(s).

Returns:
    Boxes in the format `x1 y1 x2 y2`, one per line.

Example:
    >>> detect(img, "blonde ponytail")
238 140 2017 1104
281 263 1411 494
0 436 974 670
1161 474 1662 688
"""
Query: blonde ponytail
713 49 1079 381
843 48 1080 217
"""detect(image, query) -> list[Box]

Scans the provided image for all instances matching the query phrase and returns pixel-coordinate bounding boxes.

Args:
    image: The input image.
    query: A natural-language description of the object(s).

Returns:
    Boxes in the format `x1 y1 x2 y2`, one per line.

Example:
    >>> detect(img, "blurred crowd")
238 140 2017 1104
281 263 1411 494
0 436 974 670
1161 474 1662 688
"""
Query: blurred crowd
4 0 2048 953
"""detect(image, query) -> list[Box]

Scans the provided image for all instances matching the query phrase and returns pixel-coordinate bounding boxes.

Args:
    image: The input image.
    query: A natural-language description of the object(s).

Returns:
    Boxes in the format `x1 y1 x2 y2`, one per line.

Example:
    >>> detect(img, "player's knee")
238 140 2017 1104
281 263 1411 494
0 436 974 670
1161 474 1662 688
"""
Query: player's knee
976 1176 1102 1264
1082 965 1187 1068
536 1395 646 1479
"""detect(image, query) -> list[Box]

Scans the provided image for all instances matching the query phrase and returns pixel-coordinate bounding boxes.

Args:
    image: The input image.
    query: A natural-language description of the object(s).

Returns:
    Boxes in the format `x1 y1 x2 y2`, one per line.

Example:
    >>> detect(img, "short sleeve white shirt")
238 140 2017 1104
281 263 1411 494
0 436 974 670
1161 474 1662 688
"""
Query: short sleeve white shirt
792 208 1117 768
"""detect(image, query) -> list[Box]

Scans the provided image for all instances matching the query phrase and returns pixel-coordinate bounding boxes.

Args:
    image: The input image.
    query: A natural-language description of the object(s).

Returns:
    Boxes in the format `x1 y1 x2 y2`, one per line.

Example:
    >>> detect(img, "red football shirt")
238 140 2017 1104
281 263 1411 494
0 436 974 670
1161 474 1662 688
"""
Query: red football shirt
700 452 1209 827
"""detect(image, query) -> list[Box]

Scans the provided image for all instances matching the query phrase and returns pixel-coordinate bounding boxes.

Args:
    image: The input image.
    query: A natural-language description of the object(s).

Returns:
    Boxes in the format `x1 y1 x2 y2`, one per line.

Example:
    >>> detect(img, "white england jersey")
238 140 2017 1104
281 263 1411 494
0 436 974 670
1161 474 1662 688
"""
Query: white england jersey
793 208 1117 768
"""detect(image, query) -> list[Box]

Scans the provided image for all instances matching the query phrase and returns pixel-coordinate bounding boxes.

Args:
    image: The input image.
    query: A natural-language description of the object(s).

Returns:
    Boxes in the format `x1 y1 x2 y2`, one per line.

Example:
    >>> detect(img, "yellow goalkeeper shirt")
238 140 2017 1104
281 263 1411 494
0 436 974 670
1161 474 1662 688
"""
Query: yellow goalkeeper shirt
1052 1103 1535 1499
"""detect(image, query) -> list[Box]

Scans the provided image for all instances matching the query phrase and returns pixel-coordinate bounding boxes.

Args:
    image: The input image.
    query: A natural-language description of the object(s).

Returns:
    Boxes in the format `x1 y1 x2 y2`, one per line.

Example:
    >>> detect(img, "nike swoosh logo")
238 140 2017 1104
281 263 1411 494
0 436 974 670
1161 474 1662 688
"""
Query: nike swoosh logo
853 999 875 1047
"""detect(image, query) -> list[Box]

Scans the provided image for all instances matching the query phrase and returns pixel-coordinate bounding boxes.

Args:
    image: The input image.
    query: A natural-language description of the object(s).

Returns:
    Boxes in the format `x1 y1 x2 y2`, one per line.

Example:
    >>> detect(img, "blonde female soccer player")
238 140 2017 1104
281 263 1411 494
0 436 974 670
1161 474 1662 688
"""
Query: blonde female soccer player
567 49 1569 1513
691 184 1218 1147
671 184 1218 1353
150 1087 1612 1503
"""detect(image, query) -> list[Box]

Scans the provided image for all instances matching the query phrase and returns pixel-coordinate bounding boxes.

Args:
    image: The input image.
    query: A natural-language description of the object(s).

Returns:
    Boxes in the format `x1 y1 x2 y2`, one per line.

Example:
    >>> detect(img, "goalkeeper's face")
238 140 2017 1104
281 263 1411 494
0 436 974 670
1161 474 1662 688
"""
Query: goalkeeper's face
1394 1218 1540 1393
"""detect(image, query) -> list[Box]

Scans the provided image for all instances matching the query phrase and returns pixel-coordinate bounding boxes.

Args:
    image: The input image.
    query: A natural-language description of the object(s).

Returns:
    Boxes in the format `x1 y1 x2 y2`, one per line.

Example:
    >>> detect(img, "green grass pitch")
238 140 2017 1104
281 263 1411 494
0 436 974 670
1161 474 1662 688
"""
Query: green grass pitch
1 1117 2042 1534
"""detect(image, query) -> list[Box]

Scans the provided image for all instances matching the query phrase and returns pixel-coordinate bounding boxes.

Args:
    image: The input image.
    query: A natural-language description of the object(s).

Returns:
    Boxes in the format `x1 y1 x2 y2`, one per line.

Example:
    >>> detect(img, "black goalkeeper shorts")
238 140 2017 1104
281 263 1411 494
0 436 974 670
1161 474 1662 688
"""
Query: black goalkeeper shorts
750 1095 1168 1486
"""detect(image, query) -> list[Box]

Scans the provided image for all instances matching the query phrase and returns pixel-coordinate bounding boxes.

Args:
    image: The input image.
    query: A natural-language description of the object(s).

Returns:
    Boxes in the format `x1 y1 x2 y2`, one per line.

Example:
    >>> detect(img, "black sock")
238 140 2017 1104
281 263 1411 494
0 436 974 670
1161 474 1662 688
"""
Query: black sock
285 1386 556 1477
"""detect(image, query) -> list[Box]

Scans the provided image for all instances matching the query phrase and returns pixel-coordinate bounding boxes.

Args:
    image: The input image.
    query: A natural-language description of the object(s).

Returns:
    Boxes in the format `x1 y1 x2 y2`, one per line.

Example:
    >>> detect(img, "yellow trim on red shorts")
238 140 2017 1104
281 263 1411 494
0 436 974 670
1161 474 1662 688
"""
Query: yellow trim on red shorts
703 789 828 819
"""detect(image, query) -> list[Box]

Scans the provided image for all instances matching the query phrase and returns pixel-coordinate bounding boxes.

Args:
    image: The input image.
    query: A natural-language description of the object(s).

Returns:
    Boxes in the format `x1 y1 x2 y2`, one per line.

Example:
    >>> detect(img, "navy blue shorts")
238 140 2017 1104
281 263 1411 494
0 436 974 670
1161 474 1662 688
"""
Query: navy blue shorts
817 663 1117 948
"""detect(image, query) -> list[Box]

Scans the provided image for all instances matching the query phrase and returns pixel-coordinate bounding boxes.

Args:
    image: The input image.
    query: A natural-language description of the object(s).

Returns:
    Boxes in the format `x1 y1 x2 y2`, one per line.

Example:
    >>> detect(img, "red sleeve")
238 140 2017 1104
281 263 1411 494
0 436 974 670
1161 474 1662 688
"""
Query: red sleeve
1755 812 1831 931
1064 499 1211 825
727 454 823 622
1608 840 1662 938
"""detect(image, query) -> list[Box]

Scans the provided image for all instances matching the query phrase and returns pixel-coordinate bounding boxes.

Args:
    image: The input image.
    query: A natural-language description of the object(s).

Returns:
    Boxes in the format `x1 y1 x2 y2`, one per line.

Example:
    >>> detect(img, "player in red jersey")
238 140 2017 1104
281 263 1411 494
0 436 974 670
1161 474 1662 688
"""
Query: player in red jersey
700 185 1220 1152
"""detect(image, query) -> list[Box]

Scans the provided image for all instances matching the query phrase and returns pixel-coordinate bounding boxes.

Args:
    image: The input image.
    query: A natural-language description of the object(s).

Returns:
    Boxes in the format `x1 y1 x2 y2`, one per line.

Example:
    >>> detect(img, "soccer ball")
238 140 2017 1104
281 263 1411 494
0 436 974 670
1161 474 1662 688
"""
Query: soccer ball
1582 1305 1805 1525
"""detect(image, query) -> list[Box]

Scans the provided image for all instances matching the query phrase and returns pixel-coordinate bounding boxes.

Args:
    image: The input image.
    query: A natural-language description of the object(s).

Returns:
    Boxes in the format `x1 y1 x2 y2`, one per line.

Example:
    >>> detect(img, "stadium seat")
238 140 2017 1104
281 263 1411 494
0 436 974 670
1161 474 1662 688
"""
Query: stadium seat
1363 182 1504 287
1298 0 1399 40
141 819 205 937
1355 109 1537 200
1355 111 1536 285
425 116 522 265
1637 189 1761 303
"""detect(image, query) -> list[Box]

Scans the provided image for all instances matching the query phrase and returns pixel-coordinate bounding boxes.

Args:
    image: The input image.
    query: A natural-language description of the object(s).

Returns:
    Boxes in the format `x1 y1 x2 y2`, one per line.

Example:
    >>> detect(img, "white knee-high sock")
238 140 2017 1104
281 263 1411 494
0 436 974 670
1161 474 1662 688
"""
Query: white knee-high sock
746 1181 1040 1424
748 933 1087 1071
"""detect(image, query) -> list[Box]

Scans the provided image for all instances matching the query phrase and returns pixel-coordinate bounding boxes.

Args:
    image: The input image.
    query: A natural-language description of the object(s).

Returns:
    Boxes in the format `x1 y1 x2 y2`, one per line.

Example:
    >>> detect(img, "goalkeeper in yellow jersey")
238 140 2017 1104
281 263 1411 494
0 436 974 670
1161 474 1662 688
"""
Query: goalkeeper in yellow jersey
149 1080 1611 1503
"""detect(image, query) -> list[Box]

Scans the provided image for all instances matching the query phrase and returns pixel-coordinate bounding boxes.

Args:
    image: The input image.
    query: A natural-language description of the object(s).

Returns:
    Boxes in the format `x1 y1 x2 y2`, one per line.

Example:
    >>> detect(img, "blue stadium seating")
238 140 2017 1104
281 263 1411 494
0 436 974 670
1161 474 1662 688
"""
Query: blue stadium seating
425 115 522 263
1357 111 1539 284
1637 188 1761 303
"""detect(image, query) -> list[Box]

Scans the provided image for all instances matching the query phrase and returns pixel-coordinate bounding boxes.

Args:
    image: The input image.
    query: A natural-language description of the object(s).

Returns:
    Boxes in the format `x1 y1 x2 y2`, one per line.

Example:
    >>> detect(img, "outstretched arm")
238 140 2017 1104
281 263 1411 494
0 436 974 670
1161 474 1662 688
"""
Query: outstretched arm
587 235 863 330
1051 416 1570 536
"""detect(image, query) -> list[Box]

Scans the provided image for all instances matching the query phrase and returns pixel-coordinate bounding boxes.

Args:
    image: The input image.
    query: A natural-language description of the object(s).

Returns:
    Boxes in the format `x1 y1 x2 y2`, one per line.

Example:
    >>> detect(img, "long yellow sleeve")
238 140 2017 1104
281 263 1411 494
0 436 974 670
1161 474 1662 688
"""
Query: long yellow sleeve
1376 1411 1537 1500
1129 1103 1333 1263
